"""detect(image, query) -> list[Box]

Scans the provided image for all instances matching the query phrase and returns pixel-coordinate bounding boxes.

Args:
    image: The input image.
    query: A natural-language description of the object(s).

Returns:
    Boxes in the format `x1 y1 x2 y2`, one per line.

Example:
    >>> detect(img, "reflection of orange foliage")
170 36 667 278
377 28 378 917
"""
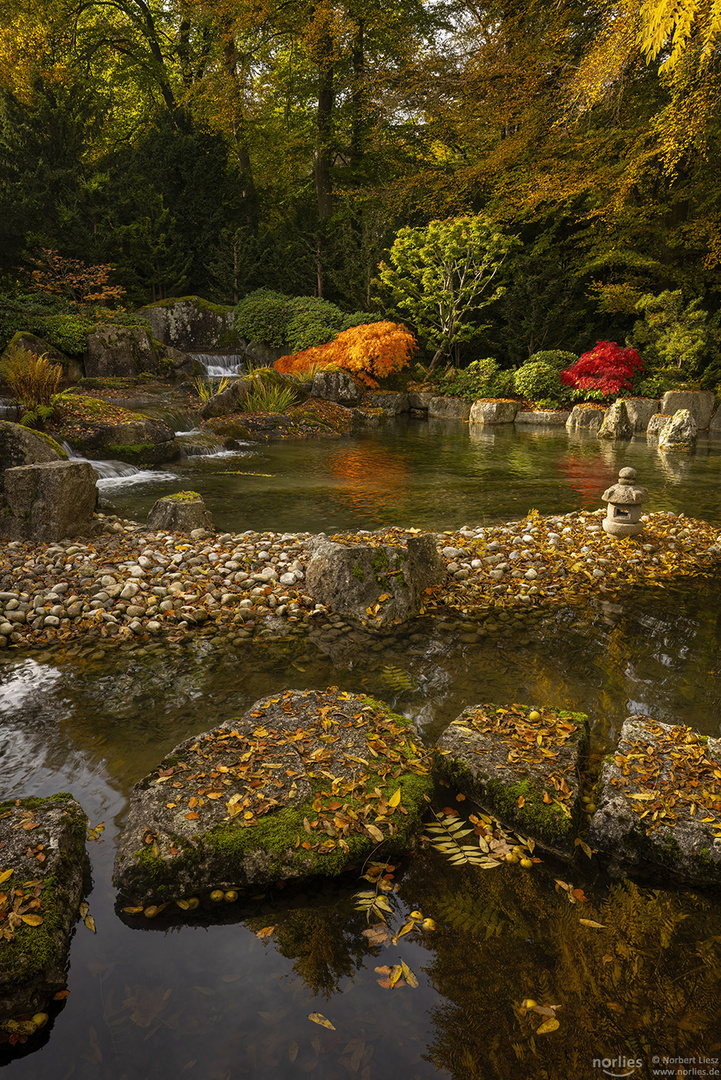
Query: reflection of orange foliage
557 452 618 505
274 321 416 388
326 445 409 518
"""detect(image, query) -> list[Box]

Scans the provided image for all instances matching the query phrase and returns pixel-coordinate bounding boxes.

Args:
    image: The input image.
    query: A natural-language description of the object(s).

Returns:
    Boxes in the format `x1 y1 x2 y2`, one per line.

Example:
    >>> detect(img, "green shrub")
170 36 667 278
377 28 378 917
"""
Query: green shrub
286 297 345 352
513 361 570 405
493 369 516 397
234 289 295 347
340 311 384 332
443 358 500 401
525 349 579 371
0 346 63 423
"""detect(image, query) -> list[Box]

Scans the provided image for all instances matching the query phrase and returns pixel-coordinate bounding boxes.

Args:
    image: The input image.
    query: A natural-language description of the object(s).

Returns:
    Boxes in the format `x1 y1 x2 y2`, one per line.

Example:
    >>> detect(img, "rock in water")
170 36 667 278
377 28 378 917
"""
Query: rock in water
0 795 88 1023
113 689 433 906
305 534 444 627
434 703 588 853
658 408 697 451
590 716 721 886
146 492 214 533
597 399 633 441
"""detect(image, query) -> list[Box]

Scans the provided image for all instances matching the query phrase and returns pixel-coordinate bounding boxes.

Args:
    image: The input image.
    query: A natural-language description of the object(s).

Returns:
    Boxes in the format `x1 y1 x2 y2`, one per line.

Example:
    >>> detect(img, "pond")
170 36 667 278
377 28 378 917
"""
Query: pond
2 420 721 1079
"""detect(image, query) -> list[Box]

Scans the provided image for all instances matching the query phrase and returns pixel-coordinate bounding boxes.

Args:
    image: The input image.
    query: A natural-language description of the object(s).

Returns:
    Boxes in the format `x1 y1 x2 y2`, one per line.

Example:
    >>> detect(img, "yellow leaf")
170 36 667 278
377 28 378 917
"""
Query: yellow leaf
579 919 606 929
84 915 96 933
400 959 418 988
388 787 402 808
536 1017 560 1034
389 964 404 988
366 824 384 842
574 838 593 859
0 870 13 885
308 1012 335 1030
20 914 43 927
122 906 144 915
255 926 275 938
79 901 89 919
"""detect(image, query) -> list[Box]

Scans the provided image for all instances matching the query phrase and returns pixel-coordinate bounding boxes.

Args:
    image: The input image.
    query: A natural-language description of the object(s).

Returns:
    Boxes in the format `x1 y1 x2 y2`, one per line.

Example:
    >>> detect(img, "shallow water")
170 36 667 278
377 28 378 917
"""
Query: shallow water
3 419 721 1077
98 418 721 533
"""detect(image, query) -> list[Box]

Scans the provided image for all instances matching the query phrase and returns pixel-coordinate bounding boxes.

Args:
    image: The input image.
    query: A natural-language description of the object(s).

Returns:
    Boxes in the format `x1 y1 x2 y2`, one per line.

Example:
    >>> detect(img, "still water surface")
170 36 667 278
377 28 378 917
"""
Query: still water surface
2 421 721 1078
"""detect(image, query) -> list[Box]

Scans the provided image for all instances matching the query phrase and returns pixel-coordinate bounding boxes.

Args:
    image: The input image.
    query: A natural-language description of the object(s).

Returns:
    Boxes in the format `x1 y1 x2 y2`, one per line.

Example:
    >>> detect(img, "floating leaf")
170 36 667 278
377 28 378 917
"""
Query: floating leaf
400 959 418 988
536 1017 560 1034
308 1012 335 1030
256 926 275 938
362 924 391 946
84 915 96 933
79 901 89 919
389 964 404 988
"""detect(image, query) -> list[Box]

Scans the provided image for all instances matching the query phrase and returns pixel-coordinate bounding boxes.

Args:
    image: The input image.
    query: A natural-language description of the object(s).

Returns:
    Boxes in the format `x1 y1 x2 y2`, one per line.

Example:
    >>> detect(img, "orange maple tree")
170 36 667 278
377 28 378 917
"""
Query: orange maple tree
274 321 416 388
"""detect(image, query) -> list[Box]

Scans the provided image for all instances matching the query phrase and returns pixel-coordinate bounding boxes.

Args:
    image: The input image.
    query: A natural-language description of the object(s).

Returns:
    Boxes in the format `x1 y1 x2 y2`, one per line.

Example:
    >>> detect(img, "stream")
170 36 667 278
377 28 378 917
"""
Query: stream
2 419 721 1078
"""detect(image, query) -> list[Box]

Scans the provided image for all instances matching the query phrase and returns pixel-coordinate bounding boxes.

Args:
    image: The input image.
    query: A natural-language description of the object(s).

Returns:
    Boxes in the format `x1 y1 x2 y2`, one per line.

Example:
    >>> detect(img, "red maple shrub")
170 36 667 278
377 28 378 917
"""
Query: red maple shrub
560 341 644 397
274 321 416 388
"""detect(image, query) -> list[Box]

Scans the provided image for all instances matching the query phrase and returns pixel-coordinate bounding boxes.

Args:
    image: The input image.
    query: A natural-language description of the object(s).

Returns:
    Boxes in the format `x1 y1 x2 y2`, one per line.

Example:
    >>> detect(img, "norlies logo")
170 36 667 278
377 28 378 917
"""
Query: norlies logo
592 1056 644 1078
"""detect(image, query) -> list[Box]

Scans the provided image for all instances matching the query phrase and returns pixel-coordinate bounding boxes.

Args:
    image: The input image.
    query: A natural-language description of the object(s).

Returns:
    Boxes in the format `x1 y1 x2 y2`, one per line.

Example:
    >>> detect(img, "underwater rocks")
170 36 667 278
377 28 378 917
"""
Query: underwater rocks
113 689 433 906
434 703 588 854
590 716 721 886
0 795 88 1026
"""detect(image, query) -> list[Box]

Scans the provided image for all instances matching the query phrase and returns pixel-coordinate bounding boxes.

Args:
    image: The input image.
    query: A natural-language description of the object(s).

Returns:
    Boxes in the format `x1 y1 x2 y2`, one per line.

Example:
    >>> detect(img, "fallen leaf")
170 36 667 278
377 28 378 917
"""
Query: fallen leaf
20 913 43 926
365 824 384 842
388 788 402 808
256 926 275 938
536 1017 560 1034
579 919 606 929
308 1012 335 1030
84 915 97 933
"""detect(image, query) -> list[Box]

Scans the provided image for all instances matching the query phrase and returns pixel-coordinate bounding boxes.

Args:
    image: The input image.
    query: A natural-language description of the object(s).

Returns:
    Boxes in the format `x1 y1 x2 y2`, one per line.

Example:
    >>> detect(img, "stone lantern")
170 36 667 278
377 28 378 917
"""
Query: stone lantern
601 467 648 537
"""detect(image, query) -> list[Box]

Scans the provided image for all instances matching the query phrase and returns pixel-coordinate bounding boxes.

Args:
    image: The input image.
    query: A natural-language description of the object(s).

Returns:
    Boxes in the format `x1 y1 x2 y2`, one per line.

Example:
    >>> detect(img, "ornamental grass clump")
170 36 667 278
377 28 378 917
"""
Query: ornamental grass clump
560 341 644 398
274 321 416 388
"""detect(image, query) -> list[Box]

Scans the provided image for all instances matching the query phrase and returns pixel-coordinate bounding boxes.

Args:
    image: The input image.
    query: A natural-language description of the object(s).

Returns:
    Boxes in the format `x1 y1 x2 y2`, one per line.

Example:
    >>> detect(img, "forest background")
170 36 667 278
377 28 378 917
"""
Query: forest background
1 0 720 375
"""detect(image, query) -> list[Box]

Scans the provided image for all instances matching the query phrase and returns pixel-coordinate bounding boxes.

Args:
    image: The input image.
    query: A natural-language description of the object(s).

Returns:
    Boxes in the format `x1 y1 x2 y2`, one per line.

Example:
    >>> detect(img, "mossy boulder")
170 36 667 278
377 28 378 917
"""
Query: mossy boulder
0 794 89 1023
305 534 444 628
113 689 433 907
139 297 240 352
590 716 721 886
85 325 162 379
434 703 588 854
48 393 180 465
0 420 65 475
146 492 214 533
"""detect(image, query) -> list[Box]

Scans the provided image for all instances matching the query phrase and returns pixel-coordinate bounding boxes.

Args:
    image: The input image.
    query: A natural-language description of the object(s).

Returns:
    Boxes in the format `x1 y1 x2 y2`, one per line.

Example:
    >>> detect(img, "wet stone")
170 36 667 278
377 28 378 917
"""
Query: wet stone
590 716 721 886
0 794 89 1023
434 703 588 854
113 688 433 906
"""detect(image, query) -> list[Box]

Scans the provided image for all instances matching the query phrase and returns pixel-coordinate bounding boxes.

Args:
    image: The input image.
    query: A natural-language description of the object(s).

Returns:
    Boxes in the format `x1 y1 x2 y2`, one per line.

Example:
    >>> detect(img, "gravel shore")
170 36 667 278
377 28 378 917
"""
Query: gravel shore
0 509 718 651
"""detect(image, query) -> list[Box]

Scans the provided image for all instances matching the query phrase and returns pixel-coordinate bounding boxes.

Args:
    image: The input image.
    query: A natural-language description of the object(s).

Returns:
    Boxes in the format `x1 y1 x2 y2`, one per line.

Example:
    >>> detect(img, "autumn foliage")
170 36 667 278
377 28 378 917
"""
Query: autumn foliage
274 321 416 388
560 341 644 397
29 249 125 307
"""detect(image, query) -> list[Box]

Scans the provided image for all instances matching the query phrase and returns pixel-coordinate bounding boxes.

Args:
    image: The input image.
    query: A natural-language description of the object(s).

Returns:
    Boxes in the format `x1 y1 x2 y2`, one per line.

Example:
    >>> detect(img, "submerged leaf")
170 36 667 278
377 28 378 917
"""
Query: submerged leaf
308 1012 335 1030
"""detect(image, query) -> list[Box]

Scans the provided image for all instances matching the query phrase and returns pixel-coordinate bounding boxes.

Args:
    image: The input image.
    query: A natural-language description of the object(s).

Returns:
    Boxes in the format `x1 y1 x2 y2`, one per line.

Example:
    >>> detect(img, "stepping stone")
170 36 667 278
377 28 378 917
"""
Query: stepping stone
434 703 588 853
114 689 433 907
0 795 88 1028
590 716 721 885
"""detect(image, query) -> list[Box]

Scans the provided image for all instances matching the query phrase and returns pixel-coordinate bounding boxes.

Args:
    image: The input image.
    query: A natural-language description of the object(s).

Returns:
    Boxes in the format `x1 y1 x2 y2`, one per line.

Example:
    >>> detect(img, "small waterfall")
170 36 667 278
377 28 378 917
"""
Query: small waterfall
191 353 245 378
0 399 20 421
62 443 177 487
176 429 254 458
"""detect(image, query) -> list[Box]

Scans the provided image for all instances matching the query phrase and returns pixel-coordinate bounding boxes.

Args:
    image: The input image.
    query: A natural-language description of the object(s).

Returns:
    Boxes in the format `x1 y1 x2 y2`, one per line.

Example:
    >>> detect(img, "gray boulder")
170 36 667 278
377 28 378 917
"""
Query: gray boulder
660 390 715 430
305 533 444 628
0 420 65 475
597 399 633 440
113 689 433 906
85 325 161 378
147 493 214 533
428 396 471 420
0 460 98 541
200 378 251 419
361 391 409 416
469 399 518 425
622 396 660 433
139 296 238 352
408 391 434 411
310 370 361 406
590 716 721 886
0 794 88 1022
658 408 697 451
566 404 606 431
646 413 672 437
514 409 570 426
435 703 588 854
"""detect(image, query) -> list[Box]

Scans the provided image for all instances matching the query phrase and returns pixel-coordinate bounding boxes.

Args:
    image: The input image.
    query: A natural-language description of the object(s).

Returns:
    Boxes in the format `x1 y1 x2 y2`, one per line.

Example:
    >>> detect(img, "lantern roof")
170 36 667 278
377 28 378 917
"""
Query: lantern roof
602 467 648 505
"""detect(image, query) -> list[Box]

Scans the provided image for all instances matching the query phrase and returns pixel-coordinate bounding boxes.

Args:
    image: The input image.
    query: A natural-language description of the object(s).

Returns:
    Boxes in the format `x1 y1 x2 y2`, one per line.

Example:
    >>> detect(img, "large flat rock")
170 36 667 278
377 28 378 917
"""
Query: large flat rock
590 716 721 885
0 795 88 1024
435 703 588 852
114 689 433 906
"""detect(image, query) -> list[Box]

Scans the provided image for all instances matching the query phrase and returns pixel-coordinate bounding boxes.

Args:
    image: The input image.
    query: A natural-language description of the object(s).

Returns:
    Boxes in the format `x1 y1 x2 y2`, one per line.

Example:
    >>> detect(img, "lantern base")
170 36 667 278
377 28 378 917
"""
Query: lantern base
602 519 644 538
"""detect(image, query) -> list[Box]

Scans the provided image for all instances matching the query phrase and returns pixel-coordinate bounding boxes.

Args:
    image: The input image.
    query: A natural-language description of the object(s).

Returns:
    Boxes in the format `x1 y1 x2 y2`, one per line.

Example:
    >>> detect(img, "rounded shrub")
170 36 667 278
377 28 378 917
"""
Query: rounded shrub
286 297 345 352
513 361 569 405
526 349 579 371
233 289 294 348
447 358 501 401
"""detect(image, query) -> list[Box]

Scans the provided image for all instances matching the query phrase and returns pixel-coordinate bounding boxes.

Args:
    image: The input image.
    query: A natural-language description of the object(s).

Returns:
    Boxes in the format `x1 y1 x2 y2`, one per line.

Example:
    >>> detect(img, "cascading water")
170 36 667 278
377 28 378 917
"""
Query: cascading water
62 442 177 488
0 398 19 420
191 353 245 378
